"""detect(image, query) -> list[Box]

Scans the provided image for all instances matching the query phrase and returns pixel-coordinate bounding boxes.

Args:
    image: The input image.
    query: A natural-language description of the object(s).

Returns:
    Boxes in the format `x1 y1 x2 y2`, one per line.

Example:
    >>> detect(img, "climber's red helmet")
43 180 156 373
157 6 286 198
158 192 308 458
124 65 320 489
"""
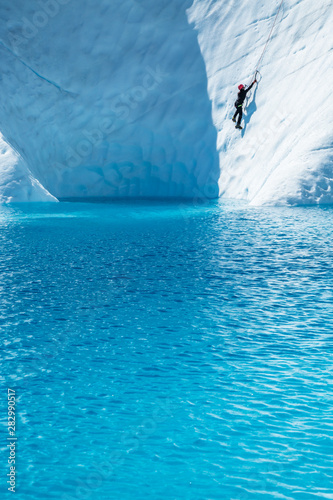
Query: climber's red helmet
238 84 245 90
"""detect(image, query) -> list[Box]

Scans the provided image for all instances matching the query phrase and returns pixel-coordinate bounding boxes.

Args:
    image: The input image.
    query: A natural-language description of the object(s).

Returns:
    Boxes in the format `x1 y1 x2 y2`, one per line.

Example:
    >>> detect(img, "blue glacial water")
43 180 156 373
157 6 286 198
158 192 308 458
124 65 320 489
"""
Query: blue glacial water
0 200 332 500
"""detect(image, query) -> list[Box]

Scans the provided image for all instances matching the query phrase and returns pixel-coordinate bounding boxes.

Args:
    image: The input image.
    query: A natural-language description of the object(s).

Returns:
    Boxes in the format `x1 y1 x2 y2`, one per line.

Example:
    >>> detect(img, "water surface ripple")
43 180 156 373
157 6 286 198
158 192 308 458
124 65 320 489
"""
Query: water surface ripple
0 201 332 500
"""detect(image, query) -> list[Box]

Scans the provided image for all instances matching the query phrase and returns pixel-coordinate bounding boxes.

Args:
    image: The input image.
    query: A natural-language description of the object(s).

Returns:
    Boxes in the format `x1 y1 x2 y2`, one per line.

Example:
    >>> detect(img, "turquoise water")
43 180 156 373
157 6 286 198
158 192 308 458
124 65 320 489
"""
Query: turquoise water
1 200 332 500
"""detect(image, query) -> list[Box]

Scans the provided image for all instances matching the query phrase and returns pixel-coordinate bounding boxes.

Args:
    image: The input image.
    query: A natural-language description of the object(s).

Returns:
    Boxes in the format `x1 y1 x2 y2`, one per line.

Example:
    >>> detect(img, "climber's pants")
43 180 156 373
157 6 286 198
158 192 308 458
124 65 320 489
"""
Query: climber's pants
233 105 243 126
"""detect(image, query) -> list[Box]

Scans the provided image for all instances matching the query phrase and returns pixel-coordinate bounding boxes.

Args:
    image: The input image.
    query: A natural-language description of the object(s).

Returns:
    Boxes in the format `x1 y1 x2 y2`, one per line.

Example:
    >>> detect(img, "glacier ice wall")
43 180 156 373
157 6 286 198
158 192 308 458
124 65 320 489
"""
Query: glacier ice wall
188 0 333 205
0 0 332 205
0 0 219 201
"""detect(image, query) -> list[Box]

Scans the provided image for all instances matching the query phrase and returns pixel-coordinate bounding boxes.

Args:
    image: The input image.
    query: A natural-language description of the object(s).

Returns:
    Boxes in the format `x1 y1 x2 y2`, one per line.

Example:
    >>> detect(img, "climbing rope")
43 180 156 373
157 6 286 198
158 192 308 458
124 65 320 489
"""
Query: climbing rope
253 0 284 79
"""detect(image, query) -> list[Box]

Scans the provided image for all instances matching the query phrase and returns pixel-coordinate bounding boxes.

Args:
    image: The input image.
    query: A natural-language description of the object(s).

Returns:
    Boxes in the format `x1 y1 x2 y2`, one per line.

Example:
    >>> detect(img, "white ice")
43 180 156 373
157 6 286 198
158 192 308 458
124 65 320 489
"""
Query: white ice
188 0 333 205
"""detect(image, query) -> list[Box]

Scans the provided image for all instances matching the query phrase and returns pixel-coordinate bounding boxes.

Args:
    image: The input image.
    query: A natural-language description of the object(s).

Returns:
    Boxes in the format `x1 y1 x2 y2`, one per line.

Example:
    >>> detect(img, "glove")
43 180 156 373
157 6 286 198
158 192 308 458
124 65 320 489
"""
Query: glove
254 79 257 83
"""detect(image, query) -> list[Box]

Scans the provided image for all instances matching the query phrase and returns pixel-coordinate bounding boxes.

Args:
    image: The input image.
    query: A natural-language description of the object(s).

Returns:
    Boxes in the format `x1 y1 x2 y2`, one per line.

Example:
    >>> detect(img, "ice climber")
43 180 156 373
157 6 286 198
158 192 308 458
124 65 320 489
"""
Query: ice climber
232 79 257 129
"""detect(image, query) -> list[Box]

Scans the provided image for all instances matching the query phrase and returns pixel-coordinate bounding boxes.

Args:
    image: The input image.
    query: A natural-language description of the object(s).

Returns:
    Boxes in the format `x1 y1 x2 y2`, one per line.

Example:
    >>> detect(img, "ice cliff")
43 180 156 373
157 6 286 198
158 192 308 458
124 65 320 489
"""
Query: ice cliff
0 0 332 204
0 0 220 202
188 0 333 205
